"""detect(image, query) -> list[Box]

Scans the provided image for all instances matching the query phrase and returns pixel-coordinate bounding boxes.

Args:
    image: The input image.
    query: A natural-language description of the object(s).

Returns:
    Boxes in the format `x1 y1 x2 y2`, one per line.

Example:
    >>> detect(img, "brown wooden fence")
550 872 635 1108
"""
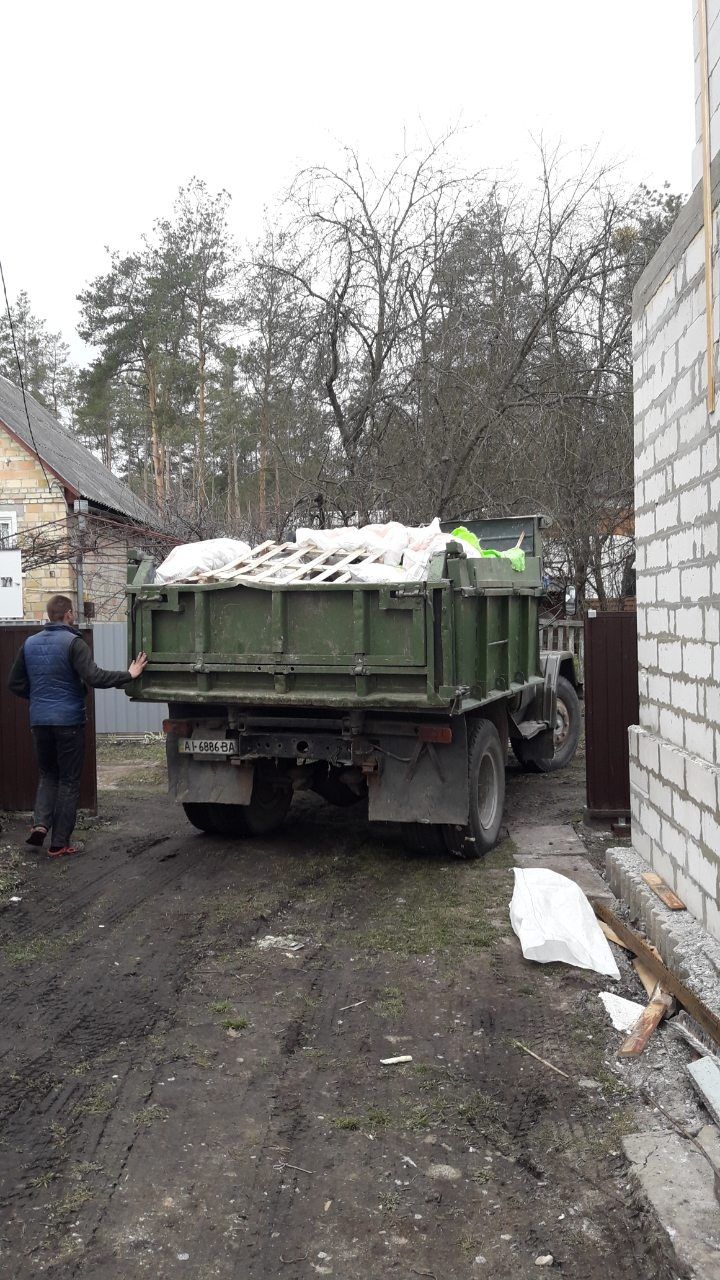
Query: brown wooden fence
0 625 97 814
584 610 639 821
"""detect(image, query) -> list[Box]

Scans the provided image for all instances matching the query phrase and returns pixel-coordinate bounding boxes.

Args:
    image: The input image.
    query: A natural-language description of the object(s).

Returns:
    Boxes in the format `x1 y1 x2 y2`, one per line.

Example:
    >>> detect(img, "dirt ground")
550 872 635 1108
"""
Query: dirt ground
0 742 686 1279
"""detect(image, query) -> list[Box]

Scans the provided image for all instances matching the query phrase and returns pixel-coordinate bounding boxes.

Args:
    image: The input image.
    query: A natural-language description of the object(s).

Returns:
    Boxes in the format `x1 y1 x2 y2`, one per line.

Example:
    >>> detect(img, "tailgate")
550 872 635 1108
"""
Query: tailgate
129 579 436 708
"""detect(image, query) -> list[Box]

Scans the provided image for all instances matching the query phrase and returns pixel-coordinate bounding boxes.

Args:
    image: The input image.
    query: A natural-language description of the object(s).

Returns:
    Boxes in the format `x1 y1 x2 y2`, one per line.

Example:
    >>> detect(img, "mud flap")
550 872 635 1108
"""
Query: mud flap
167 743 255 805
367 719 469 824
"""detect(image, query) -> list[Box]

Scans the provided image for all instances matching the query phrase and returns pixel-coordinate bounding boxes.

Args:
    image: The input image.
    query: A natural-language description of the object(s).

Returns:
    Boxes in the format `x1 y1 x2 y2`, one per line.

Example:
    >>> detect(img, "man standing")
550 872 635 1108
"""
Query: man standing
8 594 147 858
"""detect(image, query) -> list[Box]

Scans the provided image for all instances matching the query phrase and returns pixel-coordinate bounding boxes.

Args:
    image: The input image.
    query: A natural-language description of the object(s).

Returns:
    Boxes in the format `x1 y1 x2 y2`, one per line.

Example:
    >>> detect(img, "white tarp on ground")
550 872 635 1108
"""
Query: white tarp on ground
509 867 621 979
156 538 251 583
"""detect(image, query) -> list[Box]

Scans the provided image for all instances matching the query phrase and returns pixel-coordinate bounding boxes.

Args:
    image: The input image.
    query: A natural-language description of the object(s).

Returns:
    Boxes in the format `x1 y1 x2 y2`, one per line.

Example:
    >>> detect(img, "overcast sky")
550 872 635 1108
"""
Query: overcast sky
1 1 694 360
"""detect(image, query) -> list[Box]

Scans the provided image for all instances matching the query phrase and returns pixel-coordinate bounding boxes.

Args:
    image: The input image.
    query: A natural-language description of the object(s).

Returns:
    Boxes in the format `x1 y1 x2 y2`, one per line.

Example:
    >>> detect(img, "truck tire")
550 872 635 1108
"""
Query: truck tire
442 718 506 859
182 802 244 836
464 717 506 856
512 675 581 773
547 674 581 770
182 778 292 838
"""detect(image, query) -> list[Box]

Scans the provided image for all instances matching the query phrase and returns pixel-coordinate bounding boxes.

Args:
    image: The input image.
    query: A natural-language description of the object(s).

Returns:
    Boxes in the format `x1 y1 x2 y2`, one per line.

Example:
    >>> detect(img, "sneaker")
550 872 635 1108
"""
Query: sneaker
26 826 48 847
48 843 84 859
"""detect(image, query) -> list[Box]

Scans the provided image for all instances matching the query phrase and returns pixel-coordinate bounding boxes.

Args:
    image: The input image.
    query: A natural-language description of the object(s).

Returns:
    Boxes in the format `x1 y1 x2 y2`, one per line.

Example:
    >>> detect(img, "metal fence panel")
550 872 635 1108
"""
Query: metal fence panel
584 611 639 821
91 623 167 734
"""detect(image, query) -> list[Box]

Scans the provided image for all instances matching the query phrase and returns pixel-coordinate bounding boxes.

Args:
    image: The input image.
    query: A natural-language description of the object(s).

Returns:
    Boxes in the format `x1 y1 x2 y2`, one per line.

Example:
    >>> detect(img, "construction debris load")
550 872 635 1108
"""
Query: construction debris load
154 520 526 586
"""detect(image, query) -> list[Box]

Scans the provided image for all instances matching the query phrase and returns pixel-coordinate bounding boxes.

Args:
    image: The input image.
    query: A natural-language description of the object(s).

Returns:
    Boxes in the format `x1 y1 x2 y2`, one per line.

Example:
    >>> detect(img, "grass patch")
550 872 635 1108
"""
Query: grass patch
0 847 25 903
180 1041 217 1068
4 926 85 968
49 1121 67 1148
221 1016 248 1031
73 1084 113 1117
351 839 513 957
300 1046 328 1062
135 1103 169 1128
5 937 49 966
211 887 276 926
55 1185 94 1216
373 987 405 1019
366 1107 392 1129
96 737 166 765
28 1171 59 1190
210 999 232 1014
333 1115 361 1131
586 1107 638 1156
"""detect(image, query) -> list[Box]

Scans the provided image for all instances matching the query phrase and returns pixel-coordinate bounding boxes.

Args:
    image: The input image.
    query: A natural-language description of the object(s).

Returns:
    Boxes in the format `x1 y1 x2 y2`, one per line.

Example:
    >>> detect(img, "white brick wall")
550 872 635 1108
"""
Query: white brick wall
631 122 720 938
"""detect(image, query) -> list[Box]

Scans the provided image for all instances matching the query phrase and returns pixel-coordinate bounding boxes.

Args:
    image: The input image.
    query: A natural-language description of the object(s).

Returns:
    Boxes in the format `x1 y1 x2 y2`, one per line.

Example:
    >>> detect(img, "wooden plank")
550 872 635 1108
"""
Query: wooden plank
641 871 686 911
592 901 720 1051
633 957 659 1000
687 1056 720 1127
619 989 674 1056
599 920 626 948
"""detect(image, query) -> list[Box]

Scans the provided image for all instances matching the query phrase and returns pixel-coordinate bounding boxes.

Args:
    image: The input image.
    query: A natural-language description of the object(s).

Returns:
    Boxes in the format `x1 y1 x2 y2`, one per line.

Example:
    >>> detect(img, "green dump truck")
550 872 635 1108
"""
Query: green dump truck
126 515 580 857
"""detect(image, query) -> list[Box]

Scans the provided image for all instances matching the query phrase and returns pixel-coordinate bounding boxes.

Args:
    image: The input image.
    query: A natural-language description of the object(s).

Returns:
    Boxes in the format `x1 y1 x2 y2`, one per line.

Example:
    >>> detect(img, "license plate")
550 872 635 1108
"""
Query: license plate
177 737 238 756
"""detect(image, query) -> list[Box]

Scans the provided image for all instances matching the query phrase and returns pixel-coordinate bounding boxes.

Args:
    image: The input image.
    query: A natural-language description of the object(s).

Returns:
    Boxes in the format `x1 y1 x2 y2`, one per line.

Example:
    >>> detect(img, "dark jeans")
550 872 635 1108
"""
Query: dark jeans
31 724 85 848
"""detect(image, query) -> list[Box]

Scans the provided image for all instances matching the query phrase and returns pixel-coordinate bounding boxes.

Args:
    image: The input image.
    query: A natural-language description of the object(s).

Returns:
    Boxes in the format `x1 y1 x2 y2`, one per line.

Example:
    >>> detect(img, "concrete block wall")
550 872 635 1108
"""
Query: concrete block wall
0 427 76 620
632 165 720 940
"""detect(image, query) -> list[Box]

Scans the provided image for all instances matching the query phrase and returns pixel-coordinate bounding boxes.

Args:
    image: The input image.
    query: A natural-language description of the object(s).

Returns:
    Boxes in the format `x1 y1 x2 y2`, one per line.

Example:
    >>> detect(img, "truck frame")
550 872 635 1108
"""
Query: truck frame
126 514 580 857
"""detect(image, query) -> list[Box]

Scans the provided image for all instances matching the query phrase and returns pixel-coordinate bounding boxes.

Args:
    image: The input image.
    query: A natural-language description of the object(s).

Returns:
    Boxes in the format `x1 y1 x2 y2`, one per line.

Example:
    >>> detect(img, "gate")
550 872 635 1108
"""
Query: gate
0 625 97 814
584 610 639 821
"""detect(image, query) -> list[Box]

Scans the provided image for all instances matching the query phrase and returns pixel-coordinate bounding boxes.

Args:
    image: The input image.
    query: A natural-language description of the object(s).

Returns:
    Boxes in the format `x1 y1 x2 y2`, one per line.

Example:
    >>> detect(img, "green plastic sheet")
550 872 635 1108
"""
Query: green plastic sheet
450 527 525 573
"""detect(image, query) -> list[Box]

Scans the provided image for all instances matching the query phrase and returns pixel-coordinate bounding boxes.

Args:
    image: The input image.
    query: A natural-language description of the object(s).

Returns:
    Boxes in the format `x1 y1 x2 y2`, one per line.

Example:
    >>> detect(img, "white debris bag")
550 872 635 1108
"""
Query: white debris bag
509 868 620 979
156 538 251 583
598 991 645 1031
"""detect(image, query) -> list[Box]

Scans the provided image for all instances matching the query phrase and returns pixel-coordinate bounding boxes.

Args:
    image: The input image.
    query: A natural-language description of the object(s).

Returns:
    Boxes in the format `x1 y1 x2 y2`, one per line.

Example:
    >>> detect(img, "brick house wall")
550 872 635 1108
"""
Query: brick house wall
82 530 129 620
630 3 720 939
0 428 75 620
1 426 131 622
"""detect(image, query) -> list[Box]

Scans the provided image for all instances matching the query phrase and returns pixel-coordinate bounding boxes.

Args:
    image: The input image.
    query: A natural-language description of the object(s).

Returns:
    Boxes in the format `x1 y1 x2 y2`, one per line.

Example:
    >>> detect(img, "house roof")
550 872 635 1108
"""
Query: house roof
0 375 161 529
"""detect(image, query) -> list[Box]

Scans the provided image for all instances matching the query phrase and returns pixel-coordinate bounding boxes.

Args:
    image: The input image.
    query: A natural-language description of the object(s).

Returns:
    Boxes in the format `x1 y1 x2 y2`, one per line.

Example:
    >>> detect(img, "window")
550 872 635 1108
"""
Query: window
0 510 17 548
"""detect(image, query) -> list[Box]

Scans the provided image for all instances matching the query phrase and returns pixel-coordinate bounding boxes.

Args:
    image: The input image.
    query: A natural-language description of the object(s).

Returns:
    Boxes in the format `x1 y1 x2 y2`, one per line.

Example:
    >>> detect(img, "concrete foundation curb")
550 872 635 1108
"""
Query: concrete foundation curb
606 846 720 1017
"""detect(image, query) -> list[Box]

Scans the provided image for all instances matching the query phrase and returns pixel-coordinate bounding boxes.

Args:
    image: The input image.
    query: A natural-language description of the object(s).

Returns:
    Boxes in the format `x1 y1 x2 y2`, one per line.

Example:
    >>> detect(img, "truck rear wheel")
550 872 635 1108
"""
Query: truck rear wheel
183 802 243 836
442 718 506 859
513 675 580 772
547 675 581 770
182 776 292 838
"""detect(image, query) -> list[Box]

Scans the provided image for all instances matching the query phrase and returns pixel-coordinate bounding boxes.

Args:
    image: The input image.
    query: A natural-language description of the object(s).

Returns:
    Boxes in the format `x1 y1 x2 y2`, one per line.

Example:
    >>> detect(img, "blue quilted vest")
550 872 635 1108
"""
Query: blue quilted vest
24 624 86 726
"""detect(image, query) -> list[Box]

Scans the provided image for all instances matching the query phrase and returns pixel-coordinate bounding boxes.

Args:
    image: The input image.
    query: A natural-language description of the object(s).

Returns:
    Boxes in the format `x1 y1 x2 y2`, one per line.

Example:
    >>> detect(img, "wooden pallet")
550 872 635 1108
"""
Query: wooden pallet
191 541 390 585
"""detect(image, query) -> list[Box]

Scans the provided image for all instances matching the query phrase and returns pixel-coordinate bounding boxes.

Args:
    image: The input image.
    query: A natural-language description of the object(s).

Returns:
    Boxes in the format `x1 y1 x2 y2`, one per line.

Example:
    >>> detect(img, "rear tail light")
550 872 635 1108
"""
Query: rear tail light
162 719 192 736
417 724 453 744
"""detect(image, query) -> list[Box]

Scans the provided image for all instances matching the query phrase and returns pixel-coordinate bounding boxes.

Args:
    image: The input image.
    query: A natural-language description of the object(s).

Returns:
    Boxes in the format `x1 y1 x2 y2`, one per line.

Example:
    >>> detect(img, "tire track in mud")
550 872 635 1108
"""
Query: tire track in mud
0 783 687 1280
0 801 363 1277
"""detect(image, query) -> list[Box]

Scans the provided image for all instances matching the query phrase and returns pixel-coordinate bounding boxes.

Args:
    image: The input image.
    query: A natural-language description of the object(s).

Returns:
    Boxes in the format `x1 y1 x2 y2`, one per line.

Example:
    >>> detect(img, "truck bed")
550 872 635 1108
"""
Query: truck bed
127 538 545 713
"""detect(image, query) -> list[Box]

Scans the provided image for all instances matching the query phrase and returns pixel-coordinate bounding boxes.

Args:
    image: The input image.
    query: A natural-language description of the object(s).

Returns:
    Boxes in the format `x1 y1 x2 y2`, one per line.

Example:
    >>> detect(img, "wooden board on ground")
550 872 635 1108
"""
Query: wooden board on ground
599 920 626 948
633 957 659 999
619 988 674 1056
592 901 720 1051
641 871 686 911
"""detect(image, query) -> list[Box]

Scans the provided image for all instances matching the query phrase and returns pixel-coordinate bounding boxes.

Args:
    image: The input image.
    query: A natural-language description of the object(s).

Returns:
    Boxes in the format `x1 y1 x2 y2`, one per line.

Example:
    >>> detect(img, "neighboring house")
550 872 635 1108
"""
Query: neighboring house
0 375 161 621
629 2 720 940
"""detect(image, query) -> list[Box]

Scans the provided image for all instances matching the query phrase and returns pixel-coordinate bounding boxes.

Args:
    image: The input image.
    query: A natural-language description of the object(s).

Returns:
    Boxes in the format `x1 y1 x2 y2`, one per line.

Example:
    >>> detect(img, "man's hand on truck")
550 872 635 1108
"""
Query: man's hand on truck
128 651 148 679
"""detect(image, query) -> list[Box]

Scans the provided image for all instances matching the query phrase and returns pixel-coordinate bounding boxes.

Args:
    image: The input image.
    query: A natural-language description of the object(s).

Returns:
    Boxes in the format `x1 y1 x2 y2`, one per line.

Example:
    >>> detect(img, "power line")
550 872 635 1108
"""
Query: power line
0 257 54 494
